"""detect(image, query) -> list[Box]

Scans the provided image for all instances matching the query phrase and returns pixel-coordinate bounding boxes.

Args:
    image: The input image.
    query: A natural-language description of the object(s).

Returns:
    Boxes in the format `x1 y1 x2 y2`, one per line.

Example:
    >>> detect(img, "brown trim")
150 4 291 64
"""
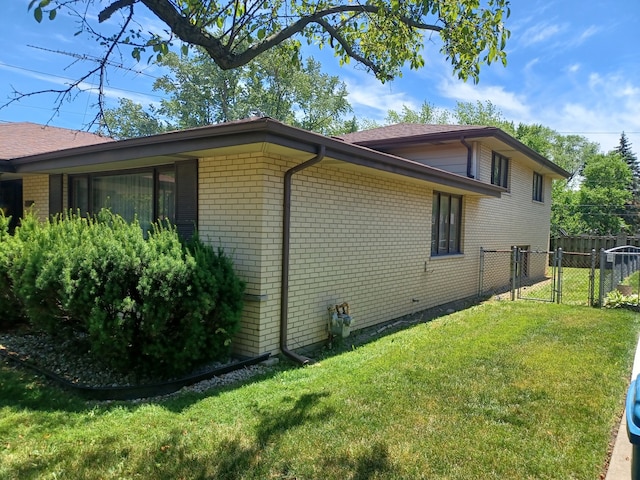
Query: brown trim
280 145 326 365
346 126 570 179
48 174 63 216
9 118 504 198
0 162 15 173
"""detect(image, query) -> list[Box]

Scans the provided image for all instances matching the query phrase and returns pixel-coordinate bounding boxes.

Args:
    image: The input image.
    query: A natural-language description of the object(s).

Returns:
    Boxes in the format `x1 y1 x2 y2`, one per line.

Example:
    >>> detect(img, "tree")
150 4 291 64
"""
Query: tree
514 124 600 186
550 186 585 236
613 132 640 199
454 100 515 134
10 0 511 127
386 102 450 125
576 152 632 235
102 47 352 138
102 99 168 138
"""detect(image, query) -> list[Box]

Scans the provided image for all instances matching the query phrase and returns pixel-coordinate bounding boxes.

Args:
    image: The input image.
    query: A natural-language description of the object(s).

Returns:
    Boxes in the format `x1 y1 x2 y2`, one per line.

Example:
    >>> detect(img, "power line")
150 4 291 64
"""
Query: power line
557 131 640 135
0 61 165 100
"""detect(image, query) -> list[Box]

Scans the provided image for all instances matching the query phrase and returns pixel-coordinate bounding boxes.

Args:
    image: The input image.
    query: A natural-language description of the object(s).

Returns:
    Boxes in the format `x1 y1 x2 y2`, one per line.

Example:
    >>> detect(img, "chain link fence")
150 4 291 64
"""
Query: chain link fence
479 247 598 306
478 248 513 298
598 246 640 306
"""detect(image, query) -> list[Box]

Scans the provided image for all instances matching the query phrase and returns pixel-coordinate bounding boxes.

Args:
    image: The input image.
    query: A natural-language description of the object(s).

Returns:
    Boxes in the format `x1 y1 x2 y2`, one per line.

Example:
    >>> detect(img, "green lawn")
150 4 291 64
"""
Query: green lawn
519 267 599 305
1 301 639 479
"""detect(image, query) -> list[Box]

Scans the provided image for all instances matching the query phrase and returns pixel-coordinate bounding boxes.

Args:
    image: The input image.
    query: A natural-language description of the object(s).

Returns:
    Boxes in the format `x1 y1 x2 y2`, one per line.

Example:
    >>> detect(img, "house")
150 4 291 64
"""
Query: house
0 117 569 360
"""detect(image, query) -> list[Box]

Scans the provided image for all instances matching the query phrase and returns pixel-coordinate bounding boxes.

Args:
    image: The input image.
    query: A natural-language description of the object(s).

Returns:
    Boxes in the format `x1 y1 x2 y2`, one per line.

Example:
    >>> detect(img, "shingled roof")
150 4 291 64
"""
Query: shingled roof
336 123 492 144
0 122 112 160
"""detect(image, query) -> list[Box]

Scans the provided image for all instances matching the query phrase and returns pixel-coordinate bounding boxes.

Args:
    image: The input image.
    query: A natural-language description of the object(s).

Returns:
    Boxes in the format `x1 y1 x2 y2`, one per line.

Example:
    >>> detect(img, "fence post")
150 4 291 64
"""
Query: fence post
479 247 485 297
556 248 563 304
599 248 606 307
589 248 596 307
511 246 518 301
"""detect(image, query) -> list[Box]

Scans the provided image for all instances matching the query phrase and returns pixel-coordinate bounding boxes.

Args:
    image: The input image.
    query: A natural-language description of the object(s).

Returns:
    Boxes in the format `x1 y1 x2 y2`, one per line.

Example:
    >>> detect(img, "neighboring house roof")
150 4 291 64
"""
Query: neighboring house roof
336 123 570 179
337 123 489 144
0 122 112 172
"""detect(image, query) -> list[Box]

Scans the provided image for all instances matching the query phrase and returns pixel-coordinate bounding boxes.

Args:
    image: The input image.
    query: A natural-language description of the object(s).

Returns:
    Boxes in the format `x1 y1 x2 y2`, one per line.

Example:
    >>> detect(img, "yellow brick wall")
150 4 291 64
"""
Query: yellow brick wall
21 174 49 221
198 153 289 356
197 144 556 357
284 164 431 351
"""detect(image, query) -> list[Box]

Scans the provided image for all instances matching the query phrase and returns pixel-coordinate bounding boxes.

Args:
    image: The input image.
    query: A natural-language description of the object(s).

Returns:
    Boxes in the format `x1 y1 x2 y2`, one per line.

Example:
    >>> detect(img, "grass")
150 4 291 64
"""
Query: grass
1 301 639 479
519 267 600 305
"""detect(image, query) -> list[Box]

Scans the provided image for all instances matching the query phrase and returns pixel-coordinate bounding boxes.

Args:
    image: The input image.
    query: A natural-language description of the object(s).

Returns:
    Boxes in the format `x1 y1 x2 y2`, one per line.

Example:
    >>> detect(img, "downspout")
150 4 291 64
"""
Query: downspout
281 145 326 365
461 137 474 179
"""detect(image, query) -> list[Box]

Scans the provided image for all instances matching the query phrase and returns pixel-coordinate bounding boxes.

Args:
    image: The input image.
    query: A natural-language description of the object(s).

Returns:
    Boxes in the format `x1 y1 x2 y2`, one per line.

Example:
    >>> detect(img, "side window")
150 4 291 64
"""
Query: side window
431 192 462 256
533 172 543 202
491 152 509 189
69 162 196 239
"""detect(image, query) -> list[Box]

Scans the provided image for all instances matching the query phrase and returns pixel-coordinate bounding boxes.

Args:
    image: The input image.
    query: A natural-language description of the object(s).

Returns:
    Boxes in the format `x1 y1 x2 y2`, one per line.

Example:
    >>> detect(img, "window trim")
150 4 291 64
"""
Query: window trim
431 191 463 257
68 164 175 223
491 152 509 189
532 172 544 202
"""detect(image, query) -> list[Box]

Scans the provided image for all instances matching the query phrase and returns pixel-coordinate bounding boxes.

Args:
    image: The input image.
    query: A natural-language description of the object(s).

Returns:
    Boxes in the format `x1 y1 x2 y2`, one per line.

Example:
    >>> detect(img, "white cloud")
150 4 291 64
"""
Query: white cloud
573 25 600 46
567 64 580 73
521 23 565 46
437 79 531 119
532 71 640 152
345 75 419 121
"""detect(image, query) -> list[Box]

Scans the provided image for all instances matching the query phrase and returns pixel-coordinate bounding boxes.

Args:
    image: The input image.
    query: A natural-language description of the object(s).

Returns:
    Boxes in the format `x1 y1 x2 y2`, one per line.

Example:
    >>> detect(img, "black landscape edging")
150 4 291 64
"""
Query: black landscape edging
1 349 271 400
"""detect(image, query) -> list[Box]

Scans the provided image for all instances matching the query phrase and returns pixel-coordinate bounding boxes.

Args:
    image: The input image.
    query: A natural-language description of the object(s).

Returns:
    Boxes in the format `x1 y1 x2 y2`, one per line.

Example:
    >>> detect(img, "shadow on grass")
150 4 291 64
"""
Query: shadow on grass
3 386 396 480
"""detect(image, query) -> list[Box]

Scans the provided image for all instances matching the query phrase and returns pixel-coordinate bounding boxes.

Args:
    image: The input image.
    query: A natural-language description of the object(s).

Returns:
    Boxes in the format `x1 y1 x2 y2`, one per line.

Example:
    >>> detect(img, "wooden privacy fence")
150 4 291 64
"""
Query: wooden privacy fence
551 235 640 254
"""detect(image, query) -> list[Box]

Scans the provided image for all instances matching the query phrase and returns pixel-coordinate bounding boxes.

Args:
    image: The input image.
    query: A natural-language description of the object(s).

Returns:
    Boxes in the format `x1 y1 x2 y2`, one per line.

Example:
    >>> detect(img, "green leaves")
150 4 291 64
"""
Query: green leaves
5 210 245 376
29 0 55 23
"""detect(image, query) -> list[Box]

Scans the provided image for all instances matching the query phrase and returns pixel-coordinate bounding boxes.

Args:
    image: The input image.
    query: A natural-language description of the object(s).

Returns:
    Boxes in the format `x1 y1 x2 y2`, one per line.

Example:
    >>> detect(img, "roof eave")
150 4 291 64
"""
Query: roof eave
9 118 502 197
348 126 571 180
0 162 15 174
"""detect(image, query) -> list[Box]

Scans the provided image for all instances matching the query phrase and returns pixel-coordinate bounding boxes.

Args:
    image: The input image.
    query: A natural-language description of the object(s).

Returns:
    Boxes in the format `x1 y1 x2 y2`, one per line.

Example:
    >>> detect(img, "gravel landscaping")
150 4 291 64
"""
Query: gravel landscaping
0 330 272 399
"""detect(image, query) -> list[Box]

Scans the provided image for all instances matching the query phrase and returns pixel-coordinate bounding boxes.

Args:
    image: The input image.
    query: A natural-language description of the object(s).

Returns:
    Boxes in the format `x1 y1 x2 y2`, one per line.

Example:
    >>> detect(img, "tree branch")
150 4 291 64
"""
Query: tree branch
98 0 137 23
2 4 137 130
139 0 442 70
315 18 389 80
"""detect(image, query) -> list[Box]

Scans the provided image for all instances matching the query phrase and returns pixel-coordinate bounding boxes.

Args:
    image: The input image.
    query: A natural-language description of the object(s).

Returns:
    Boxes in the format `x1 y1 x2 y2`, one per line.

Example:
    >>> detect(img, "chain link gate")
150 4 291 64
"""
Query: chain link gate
479 247 598 306
513 247 559 302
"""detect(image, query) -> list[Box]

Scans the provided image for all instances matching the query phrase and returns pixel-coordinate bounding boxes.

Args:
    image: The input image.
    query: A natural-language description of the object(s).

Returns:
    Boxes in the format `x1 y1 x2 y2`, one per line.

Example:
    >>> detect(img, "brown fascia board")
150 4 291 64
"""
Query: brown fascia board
10 117 502 197
350 126 571 179
0 161 15 173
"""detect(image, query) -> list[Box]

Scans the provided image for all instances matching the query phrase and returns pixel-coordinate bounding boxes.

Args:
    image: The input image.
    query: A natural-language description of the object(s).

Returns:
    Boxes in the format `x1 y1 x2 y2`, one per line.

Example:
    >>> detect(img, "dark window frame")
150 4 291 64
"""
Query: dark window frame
68 164 175 223
532 172 544 202
431 191 463 256
491 152 509 189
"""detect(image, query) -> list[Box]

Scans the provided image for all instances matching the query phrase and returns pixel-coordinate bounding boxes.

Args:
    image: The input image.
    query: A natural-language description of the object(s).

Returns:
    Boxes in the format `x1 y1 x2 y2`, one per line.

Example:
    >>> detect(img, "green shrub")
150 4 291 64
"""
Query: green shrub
604 289 640 311
0 212 26 328
7 209 245 377
189 237 245 360
9 213 77 334
64 211 148 370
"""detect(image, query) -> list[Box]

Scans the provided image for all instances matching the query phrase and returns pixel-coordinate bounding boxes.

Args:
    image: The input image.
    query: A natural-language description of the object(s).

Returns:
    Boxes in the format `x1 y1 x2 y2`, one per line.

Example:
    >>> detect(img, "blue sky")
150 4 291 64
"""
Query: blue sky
0 0 638 153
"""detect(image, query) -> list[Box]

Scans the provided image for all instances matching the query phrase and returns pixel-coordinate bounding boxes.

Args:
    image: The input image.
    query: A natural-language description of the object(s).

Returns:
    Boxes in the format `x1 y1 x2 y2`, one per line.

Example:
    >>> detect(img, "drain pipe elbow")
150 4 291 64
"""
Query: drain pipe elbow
461 137 474 179
281 145 326 365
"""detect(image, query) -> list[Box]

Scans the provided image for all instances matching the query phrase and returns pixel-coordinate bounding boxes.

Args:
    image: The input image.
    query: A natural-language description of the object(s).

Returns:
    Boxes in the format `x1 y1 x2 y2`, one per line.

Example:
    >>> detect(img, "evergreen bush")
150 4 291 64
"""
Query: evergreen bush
5 209 245 377
0 212 26 327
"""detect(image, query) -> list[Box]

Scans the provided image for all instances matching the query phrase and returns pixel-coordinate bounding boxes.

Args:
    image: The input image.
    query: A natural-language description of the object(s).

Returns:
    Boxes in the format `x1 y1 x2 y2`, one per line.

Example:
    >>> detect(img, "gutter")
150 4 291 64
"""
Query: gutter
280 145 326 365
460 137 474 179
